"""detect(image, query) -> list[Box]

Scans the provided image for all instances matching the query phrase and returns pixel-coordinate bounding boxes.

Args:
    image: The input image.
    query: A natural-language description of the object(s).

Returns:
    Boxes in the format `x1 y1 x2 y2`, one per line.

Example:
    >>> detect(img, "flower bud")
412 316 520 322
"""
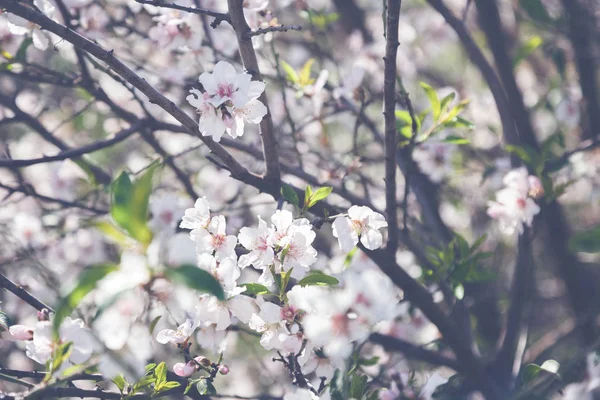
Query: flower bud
37 308 50 321
218 365 229 375
194 356 211 367
527 175 544 199
173 362 195 377
9 325 33 341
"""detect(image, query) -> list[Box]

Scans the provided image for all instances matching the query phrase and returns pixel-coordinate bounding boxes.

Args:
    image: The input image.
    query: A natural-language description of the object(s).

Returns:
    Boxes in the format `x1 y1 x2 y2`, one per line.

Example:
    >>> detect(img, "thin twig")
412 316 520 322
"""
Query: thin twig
134 0 230 27
247 24 303 38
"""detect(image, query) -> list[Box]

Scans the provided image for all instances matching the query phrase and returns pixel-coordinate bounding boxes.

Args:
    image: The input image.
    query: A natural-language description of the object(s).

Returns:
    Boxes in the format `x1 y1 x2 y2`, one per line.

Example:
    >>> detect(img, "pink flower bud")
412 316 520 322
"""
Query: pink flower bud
9 325 33 341
194 356 211 367
527 175 545 199
173 362 195 377
218 365 229 375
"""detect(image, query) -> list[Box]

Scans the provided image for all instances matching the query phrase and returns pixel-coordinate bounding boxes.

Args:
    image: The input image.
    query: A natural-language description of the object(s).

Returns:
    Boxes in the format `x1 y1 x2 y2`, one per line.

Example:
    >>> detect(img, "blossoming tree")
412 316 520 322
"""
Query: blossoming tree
0 0 599 399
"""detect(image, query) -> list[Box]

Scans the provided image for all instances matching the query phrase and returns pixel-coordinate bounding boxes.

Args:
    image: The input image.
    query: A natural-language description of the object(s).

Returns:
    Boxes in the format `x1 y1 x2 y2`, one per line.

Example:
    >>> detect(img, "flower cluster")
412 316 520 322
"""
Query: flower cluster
146 197 393 387
186 61 268 142
487 167 544 234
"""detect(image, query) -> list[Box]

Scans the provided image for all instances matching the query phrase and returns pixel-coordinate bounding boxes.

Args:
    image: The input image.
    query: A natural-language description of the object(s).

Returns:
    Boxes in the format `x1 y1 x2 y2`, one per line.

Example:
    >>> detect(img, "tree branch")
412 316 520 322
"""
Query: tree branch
370 333 462 372
227 0 281 184
383 0 401 255
0 273 54 312
0 122 143 168
134 0 230 27
494 229 534 388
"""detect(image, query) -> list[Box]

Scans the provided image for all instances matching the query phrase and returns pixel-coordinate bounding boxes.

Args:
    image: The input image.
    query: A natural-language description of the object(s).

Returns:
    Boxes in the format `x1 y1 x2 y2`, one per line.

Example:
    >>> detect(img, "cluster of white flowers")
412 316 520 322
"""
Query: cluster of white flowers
487 167 544 234
186 61 268 142
146 197 392 388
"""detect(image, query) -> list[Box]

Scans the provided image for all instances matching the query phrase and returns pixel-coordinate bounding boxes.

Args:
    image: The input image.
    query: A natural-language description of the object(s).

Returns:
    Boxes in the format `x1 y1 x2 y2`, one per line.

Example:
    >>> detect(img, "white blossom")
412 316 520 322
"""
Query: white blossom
332 206 387 252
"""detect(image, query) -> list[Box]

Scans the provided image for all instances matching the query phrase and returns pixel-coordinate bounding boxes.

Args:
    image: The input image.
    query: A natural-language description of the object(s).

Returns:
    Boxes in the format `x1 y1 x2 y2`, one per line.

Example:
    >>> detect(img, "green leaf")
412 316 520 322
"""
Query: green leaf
148 315 162 335
443 116 475 130
110 161 160 246
514 36 543 66
420 82 441 121
93 220 132 246
570 225 600 253
344 247 358 267
50 342 73 375
196 379 217 395
442 135 470 145
522 360 560 384
15 38 32 62
165 264 225 301
540 359 560 374
304 185 313 208
454 284 465 300
308 186 333 208
359 356 380 366
519 0 554 24
0 309 10 332
440 92 456 113
349 373 368 399
297 271 339 287
154 362 167 387
53 263 118 337
280 60 299 84
281 184 299 207
299 58 316 87
240 283 271 295
113 375 127 393
157 381 181 392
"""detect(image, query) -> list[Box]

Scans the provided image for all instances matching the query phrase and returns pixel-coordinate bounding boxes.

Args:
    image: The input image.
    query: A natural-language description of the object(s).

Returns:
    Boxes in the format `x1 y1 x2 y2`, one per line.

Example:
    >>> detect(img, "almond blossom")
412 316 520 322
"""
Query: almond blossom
193 215 237 261
332 206 387 252
186 61 267 142
487 167 542 235
156 318 197 345
248 298 302 354
6 0 54 50
238 216 274 269
24 317 93 367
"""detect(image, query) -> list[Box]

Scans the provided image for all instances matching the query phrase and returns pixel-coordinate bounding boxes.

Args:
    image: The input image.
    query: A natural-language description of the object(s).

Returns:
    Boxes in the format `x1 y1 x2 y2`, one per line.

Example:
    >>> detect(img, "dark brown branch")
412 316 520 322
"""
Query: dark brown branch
0 94 112 185
0 122 143 168
370 333 462 372
383 0 401 255
0 273 54 312
0 182 108 214
247 24 303 38
561 0 600 139
134 0 230 27
227 0 281 184
494 229 534 388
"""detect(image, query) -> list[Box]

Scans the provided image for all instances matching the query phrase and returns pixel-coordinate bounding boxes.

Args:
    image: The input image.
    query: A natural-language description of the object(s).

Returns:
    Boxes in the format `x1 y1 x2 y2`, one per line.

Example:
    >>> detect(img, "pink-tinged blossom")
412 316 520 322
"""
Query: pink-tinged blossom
238 216 274 269
156 318 196 345
197 254 240 292
194 215 237 261
25 317 93 367
186 61 267 141
180 197 211 231
248 299 302 354
332 206 387 252
186 89 227 142
268 210 318 275
196 293 257 331
487 167 542 235
9 325 33 341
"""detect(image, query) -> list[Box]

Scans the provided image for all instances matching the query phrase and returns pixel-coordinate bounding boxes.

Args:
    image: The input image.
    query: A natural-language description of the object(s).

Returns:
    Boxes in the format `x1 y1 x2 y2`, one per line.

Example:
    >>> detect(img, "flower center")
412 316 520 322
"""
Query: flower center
217 83 234 98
